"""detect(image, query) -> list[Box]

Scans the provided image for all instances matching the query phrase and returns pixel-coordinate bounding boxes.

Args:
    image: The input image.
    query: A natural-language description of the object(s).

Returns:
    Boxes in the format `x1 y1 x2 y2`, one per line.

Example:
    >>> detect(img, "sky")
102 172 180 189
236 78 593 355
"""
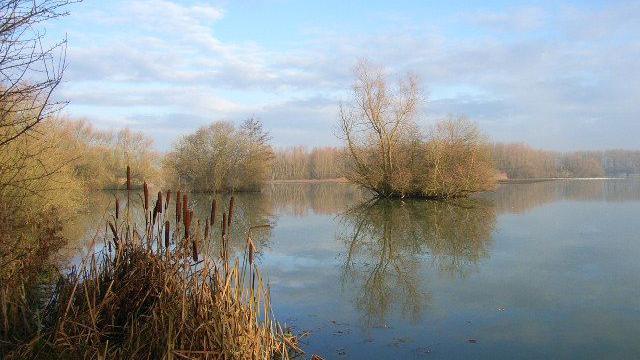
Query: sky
47 0 640 151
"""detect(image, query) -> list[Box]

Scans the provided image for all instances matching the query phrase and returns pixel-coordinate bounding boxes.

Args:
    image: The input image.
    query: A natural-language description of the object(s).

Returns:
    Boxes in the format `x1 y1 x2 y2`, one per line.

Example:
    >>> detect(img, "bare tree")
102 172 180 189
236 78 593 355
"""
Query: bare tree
339 61 495 199
0 0 75 147
339 60 420 197
163 118 273 192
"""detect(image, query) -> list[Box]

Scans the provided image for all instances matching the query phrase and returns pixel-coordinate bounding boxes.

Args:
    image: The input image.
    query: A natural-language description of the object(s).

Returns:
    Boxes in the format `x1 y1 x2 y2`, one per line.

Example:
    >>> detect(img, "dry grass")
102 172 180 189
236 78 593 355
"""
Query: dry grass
5 169 300 359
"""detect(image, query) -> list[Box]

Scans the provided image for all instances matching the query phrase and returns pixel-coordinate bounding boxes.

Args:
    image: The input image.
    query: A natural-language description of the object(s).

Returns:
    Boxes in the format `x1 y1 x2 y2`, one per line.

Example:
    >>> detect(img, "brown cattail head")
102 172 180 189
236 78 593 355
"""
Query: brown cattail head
108 221 119 247
222 212 227 237
157 191 163 213
115 197 120 220
210 198 216 225
182 194 188 225
165 190 171 211
192 237 199 262
184 209 192 240
228 196 235 227
164 221 170 248
204 219 210 240
176 190 182 223
126 165 131 191
152 200 159 225
143 182 149 211
248 238 255 266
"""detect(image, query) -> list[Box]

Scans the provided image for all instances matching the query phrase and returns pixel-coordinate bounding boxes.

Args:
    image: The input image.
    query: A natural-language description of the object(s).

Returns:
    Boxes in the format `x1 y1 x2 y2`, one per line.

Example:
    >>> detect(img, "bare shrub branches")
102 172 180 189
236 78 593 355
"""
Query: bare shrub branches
339 60 496 199
164 118 273 192
0 0 76 147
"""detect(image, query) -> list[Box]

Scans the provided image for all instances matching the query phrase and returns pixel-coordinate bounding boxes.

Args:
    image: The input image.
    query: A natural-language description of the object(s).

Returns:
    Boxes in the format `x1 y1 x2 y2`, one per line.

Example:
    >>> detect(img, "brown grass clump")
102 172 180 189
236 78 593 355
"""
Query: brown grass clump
6 169 300 359
0 207 67 357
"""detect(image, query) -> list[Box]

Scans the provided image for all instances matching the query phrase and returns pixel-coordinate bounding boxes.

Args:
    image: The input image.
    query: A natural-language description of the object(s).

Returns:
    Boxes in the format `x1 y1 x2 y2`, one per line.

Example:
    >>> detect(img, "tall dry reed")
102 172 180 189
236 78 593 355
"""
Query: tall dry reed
10 168 301 359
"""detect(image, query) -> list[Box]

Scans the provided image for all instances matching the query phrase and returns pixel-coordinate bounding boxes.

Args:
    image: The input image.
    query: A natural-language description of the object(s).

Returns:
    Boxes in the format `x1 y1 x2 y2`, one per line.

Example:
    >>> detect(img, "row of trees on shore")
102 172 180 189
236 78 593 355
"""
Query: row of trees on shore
270 146 343 180
493 143 640 179
275 143 640 181
20 114 639 197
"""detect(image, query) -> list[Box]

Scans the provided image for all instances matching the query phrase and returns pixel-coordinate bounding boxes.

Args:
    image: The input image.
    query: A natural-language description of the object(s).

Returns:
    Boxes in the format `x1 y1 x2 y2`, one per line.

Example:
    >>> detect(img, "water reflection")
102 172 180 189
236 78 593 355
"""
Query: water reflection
267 183 367 216
338 199 496 327
70 179 640 257
489 179 640 214
189 192 274 254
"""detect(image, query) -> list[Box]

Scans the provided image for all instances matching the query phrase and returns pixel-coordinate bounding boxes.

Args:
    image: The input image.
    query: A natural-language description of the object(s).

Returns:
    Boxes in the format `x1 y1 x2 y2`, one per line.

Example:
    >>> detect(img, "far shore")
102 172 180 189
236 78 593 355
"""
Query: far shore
498 177 627 184
268 178 349 184
272 176 631 185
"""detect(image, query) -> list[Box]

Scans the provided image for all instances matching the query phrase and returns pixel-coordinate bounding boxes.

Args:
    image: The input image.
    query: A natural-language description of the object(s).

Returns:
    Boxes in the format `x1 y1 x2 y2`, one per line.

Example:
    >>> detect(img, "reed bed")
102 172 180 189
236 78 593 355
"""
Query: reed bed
9 167 300 359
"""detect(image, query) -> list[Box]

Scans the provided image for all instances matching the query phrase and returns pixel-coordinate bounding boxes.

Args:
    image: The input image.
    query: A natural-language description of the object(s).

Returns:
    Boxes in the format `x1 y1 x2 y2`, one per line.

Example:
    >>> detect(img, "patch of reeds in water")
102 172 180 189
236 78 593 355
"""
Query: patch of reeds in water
12 168 300 359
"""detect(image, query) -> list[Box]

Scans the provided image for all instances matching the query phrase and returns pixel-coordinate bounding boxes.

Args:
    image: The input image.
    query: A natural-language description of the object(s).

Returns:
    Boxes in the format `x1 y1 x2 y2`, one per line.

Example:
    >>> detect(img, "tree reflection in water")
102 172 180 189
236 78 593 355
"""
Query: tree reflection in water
338 198 496 327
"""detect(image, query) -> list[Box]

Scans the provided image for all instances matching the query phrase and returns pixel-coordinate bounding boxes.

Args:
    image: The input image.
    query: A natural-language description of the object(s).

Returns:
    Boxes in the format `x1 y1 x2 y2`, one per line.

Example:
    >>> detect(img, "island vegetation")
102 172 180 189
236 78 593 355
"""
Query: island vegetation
337 61 496 199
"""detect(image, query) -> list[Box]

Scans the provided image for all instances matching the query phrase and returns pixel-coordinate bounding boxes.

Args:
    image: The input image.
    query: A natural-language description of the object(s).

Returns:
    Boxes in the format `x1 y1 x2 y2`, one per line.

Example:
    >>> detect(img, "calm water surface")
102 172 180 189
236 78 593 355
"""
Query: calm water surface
77 179 640 359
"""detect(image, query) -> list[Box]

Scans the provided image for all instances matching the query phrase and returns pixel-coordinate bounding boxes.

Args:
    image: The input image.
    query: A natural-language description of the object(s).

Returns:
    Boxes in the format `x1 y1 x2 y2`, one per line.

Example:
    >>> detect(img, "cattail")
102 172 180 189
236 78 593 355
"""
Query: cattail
192 231 199 262
222 212 227 237
126 165 131 191
143 182 149 211
126 165 131 211
204 219 210 240
210 198 216 225
182 194 188 225
164 221 170 248
152 200 159 225
165 190 171 211
184 208 192 240
115 197 120 220
248 238 255 265
108 221 119 248
176 190 182 223
157 191 163 213
221 213 227 261
227 196 235 227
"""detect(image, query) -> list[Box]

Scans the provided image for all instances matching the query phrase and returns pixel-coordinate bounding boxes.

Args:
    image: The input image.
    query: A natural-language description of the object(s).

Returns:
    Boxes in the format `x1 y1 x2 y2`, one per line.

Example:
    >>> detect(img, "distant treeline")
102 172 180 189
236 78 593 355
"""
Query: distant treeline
270 143 640 181
492 143 640 179
270 146 343 180
40 117 640 190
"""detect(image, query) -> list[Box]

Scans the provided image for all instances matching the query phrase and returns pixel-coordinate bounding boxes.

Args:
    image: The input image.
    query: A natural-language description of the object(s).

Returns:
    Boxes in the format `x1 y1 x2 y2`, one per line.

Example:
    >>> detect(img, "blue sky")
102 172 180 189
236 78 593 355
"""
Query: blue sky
49 0 640 151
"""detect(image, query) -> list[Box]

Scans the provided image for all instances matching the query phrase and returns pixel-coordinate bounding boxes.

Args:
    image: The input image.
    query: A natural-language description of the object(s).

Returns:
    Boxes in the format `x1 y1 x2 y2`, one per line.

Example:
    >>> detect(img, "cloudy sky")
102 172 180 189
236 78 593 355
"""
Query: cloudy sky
49 0 640 151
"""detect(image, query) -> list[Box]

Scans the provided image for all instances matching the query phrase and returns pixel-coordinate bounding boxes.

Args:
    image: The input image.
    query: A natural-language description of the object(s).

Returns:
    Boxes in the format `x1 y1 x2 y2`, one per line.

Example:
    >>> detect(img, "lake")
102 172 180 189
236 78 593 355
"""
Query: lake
74 179 640 359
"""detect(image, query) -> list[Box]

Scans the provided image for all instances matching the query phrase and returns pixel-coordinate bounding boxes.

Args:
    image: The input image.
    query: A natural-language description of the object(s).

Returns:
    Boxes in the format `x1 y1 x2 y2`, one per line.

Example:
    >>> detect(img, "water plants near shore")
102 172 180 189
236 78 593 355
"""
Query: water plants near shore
2 168 300 359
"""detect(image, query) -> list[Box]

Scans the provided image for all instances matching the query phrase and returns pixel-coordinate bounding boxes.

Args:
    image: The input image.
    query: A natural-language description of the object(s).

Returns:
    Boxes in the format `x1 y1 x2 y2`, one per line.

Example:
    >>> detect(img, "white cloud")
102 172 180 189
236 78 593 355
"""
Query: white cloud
462 6 547 32
61 1 640 150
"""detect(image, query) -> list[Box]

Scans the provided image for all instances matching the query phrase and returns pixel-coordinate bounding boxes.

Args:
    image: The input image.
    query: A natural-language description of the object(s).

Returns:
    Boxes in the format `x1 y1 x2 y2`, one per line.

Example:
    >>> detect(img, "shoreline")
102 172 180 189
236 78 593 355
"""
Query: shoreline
268 178 349 184
498 177 627 184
